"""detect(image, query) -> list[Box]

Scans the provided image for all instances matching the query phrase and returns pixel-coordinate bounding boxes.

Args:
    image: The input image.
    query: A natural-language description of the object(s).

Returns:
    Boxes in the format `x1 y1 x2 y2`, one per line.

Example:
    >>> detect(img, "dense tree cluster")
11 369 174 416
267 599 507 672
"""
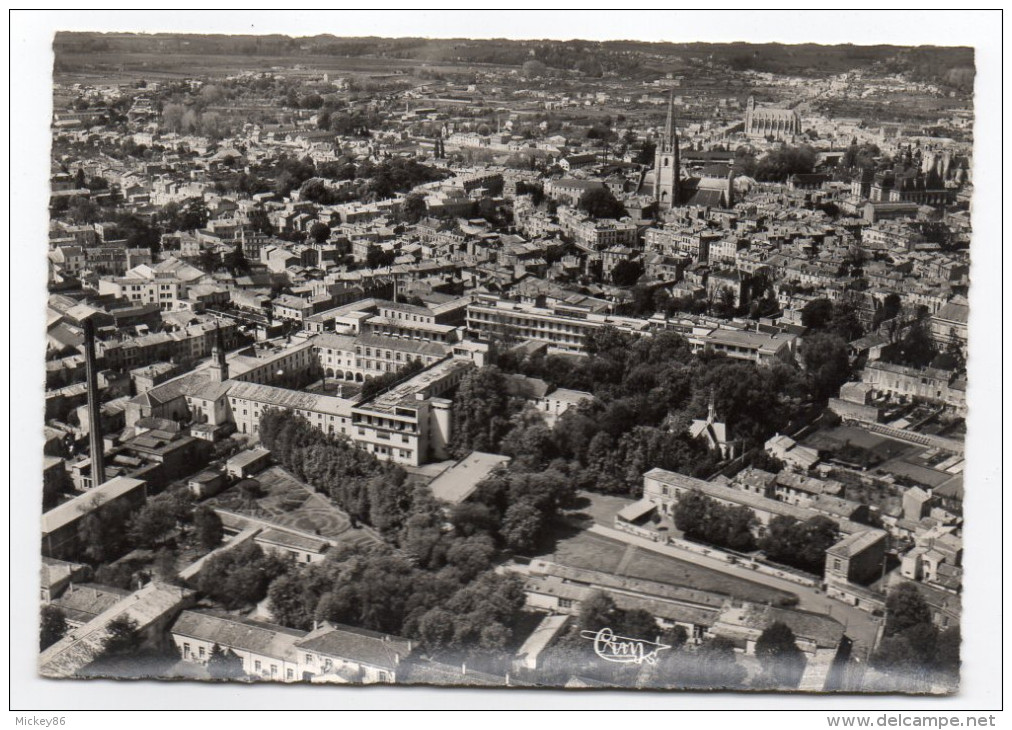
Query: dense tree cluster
195 541 290 610
610 259 644 287
883 316 947 370
673 491 757 552
577 187 627 220
158 197 211 233
471 328 812 497
126 490 195 549
754 145 817 182
468 466 574 554
871 583 959 689
258 409 411 533
799 332 852 401
842 142 883 170
448 366 516 458
759 514 840 574
266 542 527 663
801 298 864 342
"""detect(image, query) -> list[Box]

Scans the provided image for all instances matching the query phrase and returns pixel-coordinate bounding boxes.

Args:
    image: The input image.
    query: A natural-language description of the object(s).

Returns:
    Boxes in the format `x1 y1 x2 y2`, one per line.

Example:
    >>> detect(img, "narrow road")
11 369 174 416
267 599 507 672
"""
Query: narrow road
589 524 882 657
614 543 638 575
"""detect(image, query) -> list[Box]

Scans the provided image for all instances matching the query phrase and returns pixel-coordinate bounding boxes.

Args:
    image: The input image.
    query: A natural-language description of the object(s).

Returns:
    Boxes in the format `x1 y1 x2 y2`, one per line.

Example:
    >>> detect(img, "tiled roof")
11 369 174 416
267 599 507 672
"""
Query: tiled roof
171 610 303 662
295 623 413 671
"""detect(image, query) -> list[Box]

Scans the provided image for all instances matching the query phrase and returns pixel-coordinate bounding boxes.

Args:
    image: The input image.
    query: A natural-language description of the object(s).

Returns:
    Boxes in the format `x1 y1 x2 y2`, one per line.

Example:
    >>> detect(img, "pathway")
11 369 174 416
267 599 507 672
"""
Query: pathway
614 543 638 576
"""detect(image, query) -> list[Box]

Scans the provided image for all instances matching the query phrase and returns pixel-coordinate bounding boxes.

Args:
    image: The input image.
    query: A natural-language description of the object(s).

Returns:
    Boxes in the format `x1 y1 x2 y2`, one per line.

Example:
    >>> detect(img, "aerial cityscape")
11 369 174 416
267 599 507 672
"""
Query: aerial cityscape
39 31 972 693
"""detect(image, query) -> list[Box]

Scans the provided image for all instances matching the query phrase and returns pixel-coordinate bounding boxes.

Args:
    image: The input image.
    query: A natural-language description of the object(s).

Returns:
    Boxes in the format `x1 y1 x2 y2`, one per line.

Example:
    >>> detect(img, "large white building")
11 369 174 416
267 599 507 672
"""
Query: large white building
171 611 413 684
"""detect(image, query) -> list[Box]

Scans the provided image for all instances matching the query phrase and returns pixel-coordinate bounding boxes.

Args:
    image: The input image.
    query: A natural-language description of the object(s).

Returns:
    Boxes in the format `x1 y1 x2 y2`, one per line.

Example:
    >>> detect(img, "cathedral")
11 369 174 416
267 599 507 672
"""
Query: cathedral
743 95 801 142
641 92 737 211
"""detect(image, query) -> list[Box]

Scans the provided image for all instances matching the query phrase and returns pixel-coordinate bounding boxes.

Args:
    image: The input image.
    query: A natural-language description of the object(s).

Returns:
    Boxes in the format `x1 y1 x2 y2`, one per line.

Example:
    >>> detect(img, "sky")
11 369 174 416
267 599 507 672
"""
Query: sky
17 9 994 47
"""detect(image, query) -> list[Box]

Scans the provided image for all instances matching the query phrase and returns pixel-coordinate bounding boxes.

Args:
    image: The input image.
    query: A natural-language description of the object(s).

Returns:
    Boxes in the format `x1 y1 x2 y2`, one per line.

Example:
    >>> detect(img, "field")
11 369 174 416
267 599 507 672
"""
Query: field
542 530 793 605
208 465 381 550
53 50 508 86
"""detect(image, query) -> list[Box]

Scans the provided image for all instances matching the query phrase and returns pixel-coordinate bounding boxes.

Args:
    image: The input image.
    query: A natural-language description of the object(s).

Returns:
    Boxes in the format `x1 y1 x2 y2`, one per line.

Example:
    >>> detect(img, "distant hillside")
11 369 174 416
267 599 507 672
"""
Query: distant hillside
53 32 974 89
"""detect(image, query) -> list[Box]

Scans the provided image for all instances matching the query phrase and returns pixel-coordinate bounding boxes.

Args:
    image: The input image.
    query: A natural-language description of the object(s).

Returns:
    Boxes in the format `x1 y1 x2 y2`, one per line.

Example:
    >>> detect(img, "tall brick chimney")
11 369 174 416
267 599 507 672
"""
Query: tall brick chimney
82 317 105 488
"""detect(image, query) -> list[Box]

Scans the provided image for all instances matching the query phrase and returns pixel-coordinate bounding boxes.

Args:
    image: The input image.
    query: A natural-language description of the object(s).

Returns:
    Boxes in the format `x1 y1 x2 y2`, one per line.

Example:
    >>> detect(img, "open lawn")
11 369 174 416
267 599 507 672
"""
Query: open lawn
303 378 363 399
806 425 921 460
541 530 793 605
207 465 381 549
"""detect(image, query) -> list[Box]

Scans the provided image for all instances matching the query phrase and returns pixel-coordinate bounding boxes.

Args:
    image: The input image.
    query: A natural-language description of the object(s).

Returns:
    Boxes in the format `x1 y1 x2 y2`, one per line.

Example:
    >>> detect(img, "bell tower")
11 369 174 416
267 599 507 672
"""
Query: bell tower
209 323 229 383
654 91 680 211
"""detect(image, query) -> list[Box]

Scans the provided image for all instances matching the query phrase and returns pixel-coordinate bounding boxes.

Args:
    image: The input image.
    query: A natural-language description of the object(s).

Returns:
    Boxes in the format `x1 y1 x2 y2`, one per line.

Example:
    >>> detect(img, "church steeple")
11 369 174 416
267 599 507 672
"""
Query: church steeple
654 90 680 211
662 90 677 152
210 323 229 383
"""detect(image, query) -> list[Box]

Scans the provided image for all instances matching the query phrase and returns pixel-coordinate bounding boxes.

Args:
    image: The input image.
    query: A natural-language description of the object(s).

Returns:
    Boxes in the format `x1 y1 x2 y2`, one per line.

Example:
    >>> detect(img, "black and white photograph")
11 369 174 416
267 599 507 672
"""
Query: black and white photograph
10 8 1005 717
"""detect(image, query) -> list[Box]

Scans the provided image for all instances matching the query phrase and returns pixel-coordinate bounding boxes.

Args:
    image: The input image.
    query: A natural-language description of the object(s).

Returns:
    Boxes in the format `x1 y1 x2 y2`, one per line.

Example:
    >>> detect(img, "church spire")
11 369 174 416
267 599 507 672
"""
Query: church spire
210 322 229 383
653 89 680 211
663 89 677 152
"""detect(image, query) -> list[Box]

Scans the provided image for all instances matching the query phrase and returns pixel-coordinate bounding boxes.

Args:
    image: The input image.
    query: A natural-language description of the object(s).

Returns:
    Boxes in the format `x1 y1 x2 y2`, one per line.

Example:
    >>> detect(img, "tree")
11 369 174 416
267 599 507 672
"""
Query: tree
176 197 210 231
636 140 657 166
193 506 223 551
884 583 933 638
755 145 816 182
501 501 543 554
610 259 644 287
579 590 618 632
760 514 839 574
153 547 178 582
842 142 881 170
300 93 324 110
448 366 514 458
267 570 320 630
934 626 961 677
578 187 627 220
40 605 68 650
618 609 660 641
366 247 396 269
224 243 250 274
521 59 548 78
102 616 142 657
801 298 834 330
299 178 338 205
664 625 689 651
674 491 756 552
196 541 289 610
198 248 219 272
827 300 864 342
800 332 851 401
689 636 747 689
893 319 937 369
873 292 902 329
207 643 245 679
755 621 806 688
401 192 427 224
127 492 191 549
77 498 132 564
450 502 497 538
309 221 331 245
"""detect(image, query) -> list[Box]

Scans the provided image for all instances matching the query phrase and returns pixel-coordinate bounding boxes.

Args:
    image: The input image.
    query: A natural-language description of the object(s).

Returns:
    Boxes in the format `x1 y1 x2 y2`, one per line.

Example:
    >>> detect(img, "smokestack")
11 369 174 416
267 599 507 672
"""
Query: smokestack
82 318 106 488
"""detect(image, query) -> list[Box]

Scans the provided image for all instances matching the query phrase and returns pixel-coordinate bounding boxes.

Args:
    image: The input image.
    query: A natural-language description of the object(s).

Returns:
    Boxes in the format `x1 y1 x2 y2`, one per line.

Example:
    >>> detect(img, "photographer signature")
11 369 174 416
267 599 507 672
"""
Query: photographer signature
580 627 671 665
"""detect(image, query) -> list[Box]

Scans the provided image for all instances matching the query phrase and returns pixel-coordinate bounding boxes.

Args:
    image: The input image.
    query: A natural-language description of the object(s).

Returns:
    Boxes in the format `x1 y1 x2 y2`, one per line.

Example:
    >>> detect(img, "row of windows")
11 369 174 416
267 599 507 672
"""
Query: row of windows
382 310 433 325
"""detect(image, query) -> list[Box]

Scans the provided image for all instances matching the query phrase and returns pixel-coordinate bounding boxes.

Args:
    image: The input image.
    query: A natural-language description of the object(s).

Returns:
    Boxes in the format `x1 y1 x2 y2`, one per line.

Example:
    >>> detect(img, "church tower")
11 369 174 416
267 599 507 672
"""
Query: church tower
209 323 229 383
654 91 680 211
